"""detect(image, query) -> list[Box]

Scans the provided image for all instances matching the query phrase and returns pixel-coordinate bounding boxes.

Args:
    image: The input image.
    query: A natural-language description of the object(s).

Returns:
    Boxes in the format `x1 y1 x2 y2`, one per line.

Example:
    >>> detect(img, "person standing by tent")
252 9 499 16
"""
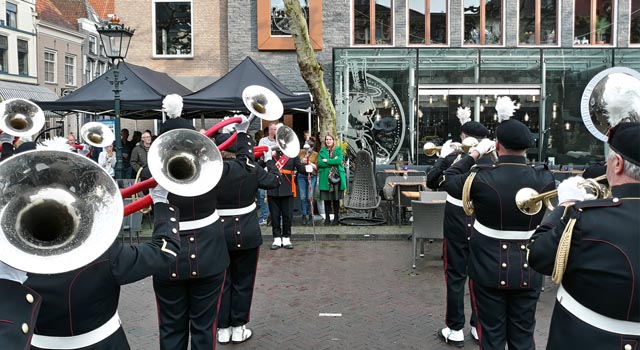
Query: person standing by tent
130 131 151 176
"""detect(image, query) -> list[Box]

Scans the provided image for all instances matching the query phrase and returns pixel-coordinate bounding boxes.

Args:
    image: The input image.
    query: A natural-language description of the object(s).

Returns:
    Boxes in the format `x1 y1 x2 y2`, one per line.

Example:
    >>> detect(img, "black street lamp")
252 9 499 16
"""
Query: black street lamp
96 15 135 180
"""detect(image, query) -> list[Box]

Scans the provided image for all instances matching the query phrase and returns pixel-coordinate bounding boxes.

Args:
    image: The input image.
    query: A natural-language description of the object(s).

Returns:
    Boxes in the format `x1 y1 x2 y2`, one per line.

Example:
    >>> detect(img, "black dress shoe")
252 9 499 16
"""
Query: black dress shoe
270 244 281 250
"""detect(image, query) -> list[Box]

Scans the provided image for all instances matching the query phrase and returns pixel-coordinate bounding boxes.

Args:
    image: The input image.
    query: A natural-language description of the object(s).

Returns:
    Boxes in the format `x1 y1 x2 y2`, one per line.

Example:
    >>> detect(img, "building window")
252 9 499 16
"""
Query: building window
463 0 503 45
630 0 639 44
17 39 28 75
65 55 76 86
0 35 7 72
153 0 193 56
575 0 614 45
353 0 394 45
89 36 97 55
408 0 448 45
6 2 17 28
519 0 558 45
44 51 56 83
257 0 323 50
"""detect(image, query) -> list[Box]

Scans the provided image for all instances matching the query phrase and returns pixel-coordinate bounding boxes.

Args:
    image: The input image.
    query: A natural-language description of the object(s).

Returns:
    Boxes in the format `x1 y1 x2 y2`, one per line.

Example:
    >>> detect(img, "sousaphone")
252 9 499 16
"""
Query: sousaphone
0 98 46 137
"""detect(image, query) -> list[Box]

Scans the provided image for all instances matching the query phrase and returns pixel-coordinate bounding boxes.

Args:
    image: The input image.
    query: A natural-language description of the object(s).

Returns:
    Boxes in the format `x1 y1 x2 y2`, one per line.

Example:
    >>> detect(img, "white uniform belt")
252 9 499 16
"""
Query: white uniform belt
557 284 640 336
218 202 256 217
179 210 220 230
446 194 463 207
473 221 535 240
31 312 120 349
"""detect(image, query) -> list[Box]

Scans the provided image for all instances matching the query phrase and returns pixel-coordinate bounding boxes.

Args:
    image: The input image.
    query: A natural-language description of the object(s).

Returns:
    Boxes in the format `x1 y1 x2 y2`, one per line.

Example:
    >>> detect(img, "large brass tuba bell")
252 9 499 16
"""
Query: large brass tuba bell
273 125 301 158
147 129 223 197
0 98 45 137
0 150 123 274
242 85 284 122
80 122 115 148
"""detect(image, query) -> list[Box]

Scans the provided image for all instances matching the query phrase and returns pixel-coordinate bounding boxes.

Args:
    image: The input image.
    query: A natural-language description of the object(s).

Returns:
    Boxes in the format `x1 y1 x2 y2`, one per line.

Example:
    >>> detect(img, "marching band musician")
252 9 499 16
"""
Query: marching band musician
0 262 41 349
528 92 640 349
429 106 490 346
214 128 281 344
261 128 307 250
141 95 250 350
442 96 555 350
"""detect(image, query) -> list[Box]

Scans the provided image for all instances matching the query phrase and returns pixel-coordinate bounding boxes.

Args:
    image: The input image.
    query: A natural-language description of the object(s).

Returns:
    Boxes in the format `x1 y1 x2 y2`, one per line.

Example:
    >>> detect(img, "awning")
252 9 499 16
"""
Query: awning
0 81 59 102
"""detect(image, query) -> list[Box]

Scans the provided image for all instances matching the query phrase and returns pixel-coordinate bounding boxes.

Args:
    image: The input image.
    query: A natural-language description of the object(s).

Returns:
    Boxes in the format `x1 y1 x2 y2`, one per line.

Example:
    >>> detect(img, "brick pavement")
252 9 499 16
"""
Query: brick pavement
120 239 555 349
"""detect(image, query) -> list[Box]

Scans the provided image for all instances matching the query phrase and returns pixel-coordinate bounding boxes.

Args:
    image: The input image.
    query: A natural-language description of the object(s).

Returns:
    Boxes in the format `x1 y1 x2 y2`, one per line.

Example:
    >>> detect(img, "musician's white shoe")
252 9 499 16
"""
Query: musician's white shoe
282 237 293 249
231 325 252 343
470 326 479 342
217 327 231 344
271 237 282 250
438 327 464 347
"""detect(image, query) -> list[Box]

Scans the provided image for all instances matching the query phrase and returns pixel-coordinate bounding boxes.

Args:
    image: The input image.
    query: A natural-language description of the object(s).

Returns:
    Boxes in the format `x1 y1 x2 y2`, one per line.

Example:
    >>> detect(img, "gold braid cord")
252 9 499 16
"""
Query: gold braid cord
462 172 477 216
551 217 577 284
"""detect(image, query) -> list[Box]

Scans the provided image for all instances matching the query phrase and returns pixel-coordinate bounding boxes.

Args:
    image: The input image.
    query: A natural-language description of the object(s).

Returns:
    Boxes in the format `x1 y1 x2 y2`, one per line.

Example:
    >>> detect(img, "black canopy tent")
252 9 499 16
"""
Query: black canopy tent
34 62 192 119
182 56 311 116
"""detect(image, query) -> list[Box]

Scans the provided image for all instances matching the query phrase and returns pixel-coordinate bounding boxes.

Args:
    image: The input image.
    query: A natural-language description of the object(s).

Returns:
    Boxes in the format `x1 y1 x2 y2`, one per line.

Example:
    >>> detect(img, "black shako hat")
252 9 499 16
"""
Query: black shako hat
159 117 195 136
496 119 533 150
214 132 238 153
608 122 640 166
461 121 490 139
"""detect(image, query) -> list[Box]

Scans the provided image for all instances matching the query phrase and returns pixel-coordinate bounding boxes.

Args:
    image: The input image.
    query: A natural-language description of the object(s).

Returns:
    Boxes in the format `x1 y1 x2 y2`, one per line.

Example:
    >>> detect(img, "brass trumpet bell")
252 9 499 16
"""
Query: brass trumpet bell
274 125 301 158
423 142 441 156
0 98 45 137
515 175 609 215
0 150 123 274
80 122 115 148
242 85 284 121
147 129 223 197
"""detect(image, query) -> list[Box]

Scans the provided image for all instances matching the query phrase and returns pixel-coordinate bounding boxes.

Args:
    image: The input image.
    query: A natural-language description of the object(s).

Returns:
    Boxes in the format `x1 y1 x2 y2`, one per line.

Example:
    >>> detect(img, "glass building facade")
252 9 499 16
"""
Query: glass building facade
333 48 640 167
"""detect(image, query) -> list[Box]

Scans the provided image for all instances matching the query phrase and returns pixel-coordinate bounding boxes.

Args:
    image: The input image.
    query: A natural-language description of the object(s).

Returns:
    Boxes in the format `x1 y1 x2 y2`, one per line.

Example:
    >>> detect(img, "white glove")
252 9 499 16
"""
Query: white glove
0 261 27 284
235 115 250 133
77 144 91 157
305 164 314 173
557 176 587 204
0 132 14 144
262 149 273 163
150 183 169 204
470 138 495 157
439 140 455 158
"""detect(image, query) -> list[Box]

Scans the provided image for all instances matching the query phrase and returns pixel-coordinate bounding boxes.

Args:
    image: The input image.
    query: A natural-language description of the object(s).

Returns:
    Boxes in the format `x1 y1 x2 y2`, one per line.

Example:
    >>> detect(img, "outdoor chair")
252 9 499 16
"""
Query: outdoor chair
383 175 427 226
411 191 447 269
339 151 386 226
121 198 143 244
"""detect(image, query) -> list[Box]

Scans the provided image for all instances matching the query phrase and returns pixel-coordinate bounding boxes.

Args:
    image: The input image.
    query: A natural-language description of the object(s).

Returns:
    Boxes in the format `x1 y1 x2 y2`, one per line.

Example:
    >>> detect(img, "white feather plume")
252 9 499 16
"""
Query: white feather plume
495 96 520 122
162 94 183 119
37 137 73 151
602 73 640 126
456 106 472 126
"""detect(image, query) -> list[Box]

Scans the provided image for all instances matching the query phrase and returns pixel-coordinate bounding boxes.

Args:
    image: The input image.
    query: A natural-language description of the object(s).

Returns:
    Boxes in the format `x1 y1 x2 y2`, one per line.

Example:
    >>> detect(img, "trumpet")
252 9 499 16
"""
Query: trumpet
515 174 609 215
422 137 479 157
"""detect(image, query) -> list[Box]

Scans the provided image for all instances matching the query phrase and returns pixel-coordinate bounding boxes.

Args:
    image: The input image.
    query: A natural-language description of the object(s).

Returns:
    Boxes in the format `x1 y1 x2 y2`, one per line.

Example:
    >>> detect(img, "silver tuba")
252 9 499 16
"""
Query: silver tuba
0 149 123 274
80 122 115 148
147 129 223 197
0 98 45 137
242 85 284 122
273 125 301 158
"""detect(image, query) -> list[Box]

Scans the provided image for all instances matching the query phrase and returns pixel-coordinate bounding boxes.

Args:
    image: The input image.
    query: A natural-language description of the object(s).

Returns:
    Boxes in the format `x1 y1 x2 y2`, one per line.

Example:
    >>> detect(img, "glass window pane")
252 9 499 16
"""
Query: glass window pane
595 1 613 44
541 0 557 44
480 48 541 84
430 0 447 44
270 0 309 36
408 0 426 44
574 0 591 44
155 1 192 55
485 0 502 44
464 0 481 44
375 0 393 44
353 0 371 44
45 52 55 83
632 1 640 44
519 0 536 44
6 3 17 28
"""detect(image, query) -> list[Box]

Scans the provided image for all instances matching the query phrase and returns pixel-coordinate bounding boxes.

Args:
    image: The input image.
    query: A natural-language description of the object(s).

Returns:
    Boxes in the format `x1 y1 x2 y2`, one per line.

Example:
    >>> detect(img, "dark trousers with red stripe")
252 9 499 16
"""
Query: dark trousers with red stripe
443 238 476 331
218 248 260 328
470 280 540 350
268 196 293 238
154 271 226 350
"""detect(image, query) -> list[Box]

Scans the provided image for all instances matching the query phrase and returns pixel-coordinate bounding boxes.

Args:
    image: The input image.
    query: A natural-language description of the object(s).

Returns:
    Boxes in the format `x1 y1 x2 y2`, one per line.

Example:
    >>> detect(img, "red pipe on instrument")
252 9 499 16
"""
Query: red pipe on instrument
121 116 244 216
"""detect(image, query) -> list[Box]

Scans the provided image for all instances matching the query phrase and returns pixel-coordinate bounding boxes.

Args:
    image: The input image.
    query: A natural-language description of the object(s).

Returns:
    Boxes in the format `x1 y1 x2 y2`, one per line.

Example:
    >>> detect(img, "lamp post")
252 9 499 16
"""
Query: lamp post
96 15 135 180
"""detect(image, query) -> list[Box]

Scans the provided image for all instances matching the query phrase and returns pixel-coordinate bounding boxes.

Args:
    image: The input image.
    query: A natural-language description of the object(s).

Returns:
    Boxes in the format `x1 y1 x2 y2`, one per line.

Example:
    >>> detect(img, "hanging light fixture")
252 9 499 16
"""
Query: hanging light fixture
532 95 536 103
429 95 433 104
443 94 447 101
552 103 557 112
524 113 530 122
457 97 461 105
565 122 571 130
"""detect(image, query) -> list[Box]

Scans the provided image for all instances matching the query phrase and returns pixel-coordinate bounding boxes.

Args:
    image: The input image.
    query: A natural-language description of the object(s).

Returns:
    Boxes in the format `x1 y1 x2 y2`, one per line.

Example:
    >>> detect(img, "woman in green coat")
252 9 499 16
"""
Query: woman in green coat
317 134 346 225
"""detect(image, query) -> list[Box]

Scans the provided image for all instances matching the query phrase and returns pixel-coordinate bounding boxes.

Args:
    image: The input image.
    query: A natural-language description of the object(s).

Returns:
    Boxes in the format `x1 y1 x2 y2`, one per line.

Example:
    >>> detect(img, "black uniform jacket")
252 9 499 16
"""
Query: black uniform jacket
443 154 555 289
217 133 281 251
428 152 493 242
0 279 41 350
264 152 306 198
25 203 180 349
528 183 640 350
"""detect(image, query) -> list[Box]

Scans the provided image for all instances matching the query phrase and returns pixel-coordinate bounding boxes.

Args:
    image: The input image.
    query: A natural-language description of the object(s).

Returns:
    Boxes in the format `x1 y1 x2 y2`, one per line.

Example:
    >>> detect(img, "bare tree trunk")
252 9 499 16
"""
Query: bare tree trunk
284 0 336 141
